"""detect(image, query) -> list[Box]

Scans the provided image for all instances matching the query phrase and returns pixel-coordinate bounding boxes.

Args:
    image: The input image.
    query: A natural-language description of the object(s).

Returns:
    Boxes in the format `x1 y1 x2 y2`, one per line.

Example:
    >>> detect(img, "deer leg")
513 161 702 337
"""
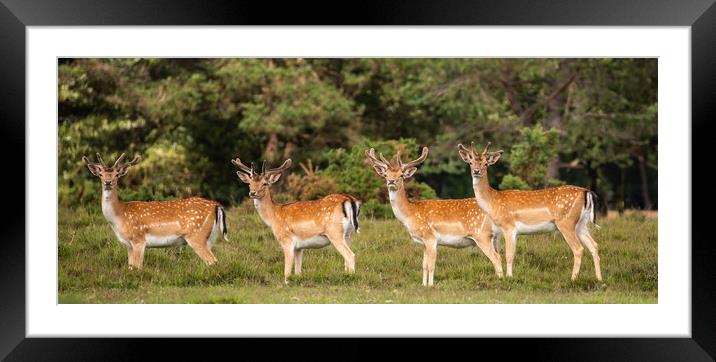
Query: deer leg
344 228 353 248
491 231 502 253
126 245 135 270
577 227 602 281
185 233 217 266
422 246 429 286
556 221 585 281
474 235 503 278
282 243 295 284
343 231 355 272
326 230 355 274
294 249 303 275
131 242 147 270
503 228 517 277
424 238 438 286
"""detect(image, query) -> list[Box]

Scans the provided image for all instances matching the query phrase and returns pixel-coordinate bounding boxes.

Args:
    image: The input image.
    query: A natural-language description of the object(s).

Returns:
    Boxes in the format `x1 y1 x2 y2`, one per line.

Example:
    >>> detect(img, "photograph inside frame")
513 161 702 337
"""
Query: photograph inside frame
57 58 657 304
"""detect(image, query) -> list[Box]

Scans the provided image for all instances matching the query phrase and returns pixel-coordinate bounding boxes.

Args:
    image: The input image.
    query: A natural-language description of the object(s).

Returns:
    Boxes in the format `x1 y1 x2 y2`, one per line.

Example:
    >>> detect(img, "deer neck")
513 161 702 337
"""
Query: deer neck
472 170 498 215
101 186 124 226
388 186 414 225
253 190 278 228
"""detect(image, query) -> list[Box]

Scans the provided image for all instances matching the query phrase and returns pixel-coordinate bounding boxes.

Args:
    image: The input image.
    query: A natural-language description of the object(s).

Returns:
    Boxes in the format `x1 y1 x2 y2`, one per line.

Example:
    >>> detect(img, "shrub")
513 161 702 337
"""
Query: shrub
283 160 338 201
499 174 532 191
505 124 562 188
319 138 437 206
120 141 208 202
360 199 394 219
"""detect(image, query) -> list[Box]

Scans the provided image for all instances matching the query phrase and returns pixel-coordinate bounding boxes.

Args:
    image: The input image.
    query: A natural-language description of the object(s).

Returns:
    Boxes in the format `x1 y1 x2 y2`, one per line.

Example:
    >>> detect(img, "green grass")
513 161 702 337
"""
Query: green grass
58 206 657 304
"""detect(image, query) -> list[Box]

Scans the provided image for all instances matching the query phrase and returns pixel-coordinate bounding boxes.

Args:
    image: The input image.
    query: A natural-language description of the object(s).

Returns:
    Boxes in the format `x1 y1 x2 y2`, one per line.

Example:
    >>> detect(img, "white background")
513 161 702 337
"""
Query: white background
28 27 689 337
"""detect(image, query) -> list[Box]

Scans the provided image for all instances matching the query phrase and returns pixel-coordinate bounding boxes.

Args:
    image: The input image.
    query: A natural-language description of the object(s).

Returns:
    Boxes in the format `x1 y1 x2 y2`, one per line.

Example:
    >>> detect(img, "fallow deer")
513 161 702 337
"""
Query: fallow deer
82 153 227 269
232 157 361 284
365 146 503 286
457 142 602 281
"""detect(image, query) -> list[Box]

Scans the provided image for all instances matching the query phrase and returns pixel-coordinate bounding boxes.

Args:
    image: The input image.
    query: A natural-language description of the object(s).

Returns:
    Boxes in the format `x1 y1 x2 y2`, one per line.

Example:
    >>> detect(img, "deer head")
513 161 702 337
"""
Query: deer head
457 142 503 178
82 152 142 190
365 146 429 191
232 157 292 199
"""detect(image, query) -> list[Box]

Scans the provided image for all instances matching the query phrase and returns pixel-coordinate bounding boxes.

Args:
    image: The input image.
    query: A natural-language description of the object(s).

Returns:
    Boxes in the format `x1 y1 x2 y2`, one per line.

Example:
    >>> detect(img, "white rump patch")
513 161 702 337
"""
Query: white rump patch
207 222 219 250
342 217 355 242
576 197 598 237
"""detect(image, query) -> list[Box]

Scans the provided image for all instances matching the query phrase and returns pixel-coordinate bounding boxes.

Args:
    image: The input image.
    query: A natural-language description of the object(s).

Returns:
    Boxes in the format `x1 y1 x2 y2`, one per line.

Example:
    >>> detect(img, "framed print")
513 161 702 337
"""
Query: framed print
2 0 716 360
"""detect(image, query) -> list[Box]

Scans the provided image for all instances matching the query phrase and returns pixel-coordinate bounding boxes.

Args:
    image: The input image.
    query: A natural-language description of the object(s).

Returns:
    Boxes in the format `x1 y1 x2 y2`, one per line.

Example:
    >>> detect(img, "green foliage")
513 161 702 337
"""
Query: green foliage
238 59 359 160
318 138 437 205
503 125 562 189
58 58 658 211
360 199 394 219
121 141 209 202
499 175 532 191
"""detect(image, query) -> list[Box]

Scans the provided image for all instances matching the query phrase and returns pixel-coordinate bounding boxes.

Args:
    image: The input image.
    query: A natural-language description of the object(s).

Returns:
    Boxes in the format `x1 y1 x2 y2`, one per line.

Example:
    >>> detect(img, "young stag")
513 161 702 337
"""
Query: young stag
232 158 360 284
365 147 502 287
457 142 602 281
82 153 227 269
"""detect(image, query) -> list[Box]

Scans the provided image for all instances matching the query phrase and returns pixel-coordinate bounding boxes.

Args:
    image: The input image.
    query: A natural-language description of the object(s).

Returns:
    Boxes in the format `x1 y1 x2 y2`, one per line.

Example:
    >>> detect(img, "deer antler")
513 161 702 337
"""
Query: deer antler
457 143 471 154
104 152 141 170
379 153 391 167
482 142 491 154
264 159 292 176
112 153 127 169
124 155 142 167
232 157 254 176
400 147 429 170
365 148 390 168
95 153 106 167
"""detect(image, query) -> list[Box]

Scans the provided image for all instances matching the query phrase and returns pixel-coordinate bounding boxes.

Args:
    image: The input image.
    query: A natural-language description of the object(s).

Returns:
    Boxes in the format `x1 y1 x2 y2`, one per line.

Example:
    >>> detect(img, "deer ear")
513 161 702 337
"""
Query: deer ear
267 172 282 184
116 156 142 177
457 144 472 163
82 157 102 176
116 166 131 177
236 171 252 184
403 167 418 179
486 151 504 165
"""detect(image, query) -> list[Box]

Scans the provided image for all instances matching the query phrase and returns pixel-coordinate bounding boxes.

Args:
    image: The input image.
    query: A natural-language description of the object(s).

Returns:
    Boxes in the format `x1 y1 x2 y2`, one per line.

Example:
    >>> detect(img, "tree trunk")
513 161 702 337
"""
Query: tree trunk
265 132 279 162
637 154 653 210
283 141 296 160
545 61 574 180
546 93 563 179
588 165 607 217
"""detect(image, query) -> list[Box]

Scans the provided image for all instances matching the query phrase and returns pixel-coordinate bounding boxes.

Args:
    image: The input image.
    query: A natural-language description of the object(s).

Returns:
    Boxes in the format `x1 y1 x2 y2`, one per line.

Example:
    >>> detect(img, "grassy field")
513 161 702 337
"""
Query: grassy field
58 205 657 304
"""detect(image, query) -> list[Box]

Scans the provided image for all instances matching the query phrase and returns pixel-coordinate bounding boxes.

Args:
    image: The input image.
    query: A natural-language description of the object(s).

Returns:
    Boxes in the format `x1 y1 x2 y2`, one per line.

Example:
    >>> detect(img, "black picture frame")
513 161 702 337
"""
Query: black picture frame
2 0 714 360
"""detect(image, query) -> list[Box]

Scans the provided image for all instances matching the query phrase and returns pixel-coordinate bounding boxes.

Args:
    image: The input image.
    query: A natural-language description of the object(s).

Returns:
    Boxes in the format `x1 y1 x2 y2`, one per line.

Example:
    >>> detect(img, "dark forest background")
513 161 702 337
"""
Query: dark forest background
58 58 657 217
